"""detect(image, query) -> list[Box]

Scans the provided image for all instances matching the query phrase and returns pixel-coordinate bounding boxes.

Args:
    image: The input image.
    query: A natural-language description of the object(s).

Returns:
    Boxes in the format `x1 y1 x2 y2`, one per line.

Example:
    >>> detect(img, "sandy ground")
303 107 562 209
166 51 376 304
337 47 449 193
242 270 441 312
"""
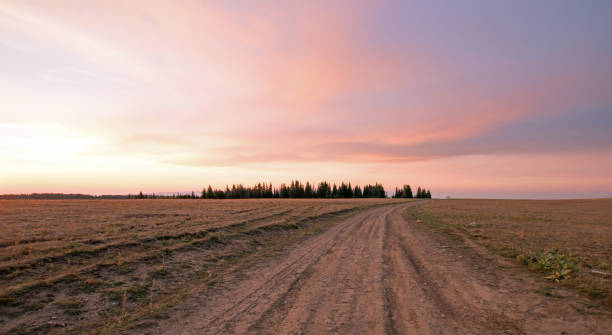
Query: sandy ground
141 203 611 335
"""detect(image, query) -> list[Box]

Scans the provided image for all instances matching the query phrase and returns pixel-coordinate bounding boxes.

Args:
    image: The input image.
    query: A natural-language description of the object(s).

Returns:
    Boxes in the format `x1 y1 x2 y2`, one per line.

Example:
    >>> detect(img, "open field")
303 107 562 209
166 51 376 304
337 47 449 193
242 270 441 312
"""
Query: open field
1 198 611 334
0 199 395 334
409 199 612 308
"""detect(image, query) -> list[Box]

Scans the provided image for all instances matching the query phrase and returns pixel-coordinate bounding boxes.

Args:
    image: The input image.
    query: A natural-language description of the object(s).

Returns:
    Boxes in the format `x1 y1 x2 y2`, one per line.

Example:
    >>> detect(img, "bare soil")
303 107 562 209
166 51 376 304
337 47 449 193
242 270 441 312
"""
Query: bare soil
139 202 612 335
0 199 393 334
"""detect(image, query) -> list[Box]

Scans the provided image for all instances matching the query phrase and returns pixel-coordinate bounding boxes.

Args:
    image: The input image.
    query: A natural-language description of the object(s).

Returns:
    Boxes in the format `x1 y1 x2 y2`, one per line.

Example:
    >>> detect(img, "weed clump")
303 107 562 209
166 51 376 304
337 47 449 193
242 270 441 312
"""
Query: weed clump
517 248 579 282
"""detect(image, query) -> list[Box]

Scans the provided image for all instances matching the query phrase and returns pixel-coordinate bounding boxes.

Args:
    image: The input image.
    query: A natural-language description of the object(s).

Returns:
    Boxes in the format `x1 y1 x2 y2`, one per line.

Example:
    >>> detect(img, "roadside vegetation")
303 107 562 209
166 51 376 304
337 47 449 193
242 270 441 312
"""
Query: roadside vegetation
406 199 612 309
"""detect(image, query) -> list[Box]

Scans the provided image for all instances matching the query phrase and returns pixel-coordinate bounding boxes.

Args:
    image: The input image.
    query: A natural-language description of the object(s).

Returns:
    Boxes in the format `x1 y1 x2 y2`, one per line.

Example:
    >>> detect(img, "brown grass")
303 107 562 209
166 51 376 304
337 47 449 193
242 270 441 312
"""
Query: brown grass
407 198 612 308
0 198 401 334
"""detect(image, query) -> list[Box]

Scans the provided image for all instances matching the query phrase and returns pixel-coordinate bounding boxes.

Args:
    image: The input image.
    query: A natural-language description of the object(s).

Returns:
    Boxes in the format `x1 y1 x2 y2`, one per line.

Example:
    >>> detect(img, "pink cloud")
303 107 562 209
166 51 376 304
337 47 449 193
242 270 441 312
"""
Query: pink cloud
1 1 611 197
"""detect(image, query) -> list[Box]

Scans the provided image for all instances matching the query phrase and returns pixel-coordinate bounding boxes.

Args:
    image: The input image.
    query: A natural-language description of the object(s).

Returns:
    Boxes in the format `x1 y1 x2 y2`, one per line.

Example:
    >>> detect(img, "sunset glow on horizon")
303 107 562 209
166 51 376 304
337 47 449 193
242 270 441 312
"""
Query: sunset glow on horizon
1 1 611 198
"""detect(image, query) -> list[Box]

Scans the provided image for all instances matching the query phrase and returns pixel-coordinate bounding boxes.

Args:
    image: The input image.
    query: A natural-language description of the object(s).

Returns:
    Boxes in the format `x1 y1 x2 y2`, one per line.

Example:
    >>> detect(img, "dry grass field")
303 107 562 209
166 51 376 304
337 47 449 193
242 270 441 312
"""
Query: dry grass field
1 198 610 334
0 199 396 334
406 198 612 309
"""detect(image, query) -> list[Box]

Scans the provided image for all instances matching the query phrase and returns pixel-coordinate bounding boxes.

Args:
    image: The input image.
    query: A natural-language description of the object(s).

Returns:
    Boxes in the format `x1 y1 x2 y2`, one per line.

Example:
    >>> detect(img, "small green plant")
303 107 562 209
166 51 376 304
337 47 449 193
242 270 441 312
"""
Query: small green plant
516 248 579 283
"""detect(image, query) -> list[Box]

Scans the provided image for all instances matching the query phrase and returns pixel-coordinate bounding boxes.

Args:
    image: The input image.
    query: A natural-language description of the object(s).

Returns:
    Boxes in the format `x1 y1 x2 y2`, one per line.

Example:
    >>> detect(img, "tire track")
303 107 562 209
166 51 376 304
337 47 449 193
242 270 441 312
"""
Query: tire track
261 207 391 334
248 210 377 333
162 207 381 334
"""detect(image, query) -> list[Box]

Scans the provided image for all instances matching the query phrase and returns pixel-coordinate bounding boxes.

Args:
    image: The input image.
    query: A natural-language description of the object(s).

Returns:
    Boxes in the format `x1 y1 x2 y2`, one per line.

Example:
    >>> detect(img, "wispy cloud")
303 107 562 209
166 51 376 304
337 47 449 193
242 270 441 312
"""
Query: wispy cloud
1 0 611 197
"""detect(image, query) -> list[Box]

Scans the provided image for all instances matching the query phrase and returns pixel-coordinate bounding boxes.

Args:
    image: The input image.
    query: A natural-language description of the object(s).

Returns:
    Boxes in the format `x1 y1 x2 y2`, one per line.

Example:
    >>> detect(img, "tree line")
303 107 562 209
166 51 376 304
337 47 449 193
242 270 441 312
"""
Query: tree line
132 181 432 199
391 185 432 199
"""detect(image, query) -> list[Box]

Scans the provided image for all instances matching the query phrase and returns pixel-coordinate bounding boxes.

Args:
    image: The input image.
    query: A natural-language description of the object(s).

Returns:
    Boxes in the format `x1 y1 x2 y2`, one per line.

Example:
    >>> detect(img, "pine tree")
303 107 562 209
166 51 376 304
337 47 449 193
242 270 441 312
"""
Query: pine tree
317 182 331 198
354 185 362 198
280 184 289 198
215 188 226 199
375 183 386 198
304 182 314 198
363 185 370 198
403 185 413 198
337 183 346 198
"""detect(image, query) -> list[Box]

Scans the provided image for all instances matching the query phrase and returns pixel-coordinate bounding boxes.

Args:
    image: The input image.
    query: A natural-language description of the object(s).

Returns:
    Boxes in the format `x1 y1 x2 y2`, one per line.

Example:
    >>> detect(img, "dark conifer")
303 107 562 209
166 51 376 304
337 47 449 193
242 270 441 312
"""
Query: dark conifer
280 183 289 198
305 182 314 198
354 185 362 198
206 185 214 199
403 185 413 198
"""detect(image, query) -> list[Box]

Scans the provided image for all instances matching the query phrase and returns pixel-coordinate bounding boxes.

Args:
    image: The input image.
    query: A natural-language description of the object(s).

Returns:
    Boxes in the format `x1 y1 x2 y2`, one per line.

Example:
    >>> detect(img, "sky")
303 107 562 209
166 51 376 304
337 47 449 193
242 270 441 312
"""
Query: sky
1 0 611 199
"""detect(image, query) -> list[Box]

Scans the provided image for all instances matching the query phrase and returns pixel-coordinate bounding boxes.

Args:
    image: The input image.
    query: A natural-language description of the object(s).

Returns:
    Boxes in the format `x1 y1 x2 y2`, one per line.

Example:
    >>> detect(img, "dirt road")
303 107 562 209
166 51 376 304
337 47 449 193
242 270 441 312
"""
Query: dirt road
145 203 611 334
